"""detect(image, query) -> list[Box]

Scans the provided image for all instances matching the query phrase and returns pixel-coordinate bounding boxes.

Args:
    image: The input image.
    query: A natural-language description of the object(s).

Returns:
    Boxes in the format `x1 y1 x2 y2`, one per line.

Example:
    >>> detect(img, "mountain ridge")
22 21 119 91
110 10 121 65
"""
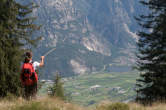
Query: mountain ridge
18 0 147 78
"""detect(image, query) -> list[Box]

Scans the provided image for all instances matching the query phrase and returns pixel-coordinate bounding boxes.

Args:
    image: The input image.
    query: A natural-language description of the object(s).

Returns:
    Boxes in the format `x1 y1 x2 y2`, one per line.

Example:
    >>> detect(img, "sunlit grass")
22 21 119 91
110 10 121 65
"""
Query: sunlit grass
0 97 87 110
1 96 166 110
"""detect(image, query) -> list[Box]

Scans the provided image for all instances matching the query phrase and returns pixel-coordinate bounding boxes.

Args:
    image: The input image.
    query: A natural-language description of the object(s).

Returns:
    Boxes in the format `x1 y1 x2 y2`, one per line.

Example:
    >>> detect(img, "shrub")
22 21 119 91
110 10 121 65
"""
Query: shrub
4 92 17 101
107 102 129 110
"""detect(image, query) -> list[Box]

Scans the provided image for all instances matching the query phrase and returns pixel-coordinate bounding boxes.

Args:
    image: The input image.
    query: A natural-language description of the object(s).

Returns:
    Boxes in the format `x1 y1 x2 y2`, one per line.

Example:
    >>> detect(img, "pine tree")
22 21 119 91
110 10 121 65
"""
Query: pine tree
49 73 65 100
136 0 166 104
0 0 40 97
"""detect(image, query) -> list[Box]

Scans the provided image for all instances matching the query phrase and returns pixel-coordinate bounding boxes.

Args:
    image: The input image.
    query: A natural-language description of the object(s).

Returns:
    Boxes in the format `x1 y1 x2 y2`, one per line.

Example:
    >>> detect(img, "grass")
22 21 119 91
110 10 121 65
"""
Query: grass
1 97 166 110
0 97 86 110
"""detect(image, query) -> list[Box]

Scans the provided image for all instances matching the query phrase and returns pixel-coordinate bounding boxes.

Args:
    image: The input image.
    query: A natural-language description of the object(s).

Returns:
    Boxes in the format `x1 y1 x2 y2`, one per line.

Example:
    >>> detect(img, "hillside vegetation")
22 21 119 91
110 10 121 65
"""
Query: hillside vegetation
1 97 166 110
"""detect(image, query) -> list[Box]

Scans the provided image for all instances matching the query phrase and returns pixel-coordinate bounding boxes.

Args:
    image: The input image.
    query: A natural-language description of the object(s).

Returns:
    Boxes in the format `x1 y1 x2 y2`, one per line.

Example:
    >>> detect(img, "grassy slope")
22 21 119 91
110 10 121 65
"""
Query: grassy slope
1 97 166 110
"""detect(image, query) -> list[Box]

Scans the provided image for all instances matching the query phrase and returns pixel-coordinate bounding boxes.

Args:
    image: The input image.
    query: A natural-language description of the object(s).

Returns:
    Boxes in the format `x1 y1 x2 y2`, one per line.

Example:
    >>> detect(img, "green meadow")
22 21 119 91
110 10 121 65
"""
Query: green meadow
39 71 139 106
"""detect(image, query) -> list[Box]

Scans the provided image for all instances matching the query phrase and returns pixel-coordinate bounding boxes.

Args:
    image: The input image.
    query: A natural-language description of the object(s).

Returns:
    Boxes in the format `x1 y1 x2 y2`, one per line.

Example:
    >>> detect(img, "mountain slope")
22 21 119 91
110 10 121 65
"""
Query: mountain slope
19 0 147 78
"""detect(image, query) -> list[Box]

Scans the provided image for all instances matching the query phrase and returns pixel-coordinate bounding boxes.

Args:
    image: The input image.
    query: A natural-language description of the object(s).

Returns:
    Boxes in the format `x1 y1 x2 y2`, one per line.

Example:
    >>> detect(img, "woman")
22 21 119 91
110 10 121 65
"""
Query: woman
21 51 45 99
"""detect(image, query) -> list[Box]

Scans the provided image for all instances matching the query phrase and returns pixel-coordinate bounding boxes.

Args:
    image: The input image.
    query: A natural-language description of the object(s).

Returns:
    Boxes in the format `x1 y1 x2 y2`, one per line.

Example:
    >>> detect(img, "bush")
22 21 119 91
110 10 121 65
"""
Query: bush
4 92 17 101
107 102 129 110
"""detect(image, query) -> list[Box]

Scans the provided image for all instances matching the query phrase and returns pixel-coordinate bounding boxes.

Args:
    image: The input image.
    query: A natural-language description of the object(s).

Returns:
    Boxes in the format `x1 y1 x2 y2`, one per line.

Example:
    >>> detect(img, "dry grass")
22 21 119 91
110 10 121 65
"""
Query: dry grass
0 96 88 110
95 101 166 110
1 97 166 110
129 103 166 110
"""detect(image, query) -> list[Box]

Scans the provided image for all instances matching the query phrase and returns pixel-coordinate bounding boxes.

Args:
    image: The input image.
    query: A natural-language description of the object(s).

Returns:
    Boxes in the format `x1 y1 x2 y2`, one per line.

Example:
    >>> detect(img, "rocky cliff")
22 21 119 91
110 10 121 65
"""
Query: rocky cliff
19 0 147 78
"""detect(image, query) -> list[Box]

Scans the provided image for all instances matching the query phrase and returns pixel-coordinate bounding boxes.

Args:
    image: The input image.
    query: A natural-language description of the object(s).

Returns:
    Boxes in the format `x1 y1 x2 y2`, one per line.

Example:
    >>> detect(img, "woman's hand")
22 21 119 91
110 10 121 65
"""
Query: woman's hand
41 56 45 60
40 56 45 67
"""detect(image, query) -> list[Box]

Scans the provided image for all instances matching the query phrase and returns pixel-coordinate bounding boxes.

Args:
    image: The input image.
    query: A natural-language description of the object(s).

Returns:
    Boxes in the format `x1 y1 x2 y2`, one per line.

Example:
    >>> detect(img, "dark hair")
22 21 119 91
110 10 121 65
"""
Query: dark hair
24 51 32 63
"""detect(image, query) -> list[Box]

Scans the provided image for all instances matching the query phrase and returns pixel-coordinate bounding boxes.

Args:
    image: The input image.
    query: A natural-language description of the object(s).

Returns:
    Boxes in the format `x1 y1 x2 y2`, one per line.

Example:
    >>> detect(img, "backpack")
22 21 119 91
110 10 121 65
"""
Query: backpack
21 63 38 86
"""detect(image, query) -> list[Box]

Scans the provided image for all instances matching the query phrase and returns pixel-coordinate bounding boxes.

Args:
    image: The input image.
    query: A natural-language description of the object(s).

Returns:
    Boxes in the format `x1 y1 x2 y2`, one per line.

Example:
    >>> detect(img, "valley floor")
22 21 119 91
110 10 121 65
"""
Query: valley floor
39 71 138 106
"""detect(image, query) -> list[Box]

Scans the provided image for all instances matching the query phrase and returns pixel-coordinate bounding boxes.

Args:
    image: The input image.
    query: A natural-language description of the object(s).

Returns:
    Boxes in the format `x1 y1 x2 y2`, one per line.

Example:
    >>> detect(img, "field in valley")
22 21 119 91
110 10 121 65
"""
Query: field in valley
39 71 139 106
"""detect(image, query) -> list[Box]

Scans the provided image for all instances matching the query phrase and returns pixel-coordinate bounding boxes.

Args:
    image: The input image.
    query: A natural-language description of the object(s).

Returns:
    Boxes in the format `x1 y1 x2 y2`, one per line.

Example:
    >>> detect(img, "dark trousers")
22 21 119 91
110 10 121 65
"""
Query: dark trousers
24 83 37 100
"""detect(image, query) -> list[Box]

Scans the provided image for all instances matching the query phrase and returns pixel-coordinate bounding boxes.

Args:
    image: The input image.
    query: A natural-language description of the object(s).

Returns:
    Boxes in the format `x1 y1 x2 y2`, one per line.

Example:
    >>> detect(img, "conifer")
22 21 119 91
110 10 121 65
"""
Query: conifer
0 0 40 97
49 73 65 100
136 0 166 104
